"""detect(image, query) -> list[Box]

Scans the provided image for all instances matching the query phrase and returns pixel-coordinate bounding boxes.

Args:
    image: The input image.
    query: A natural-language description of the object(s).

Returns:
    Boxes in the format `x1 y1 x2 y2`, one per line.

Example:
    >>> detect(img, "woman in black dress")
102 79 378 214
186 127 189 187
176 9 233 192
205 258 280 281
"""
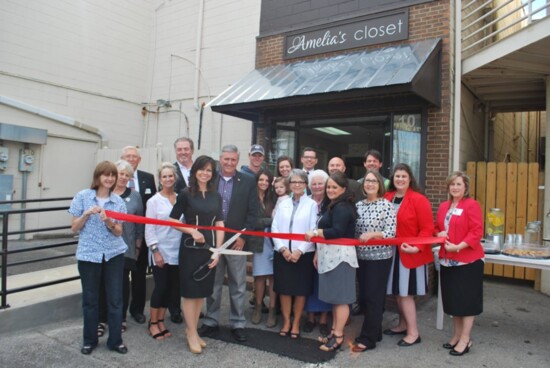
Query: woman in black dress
169 156 224 354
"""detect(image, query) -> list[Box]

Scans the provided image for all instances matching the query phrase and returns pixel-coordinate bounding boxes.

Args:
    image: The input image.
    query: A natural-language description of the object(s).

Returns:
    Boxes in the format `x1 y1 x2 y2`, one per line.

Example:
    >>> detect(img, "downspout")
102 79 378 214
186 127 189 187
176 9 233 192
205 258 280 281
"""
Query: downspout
0 95 108 147
194 0 205 111
452 0 461 170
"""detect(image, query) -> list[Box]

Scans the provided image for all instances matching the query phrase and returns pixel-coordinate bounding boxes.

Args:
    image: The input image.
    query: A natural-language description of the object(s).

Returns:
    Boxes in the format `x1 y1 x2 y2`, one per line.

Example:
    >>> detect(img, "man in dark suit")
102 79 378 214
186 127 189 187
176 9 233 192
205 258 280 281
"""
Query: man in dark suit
121 146 157 324
198 144 259 342
173 137 194 194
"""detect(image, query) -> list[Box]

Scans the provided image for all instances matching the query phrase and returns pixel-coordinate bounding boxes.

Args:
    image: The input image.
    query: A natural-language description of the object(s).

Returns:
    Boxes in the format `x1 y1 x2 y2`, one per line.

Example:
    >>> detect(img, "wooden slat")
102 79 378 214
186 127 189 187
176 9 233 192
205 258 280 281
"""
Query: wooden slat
503 163 518 278
476 162 487 221
525 163 540 281
495 163 508 214
467 162 477 198
514 163 528 279
485 162 497 235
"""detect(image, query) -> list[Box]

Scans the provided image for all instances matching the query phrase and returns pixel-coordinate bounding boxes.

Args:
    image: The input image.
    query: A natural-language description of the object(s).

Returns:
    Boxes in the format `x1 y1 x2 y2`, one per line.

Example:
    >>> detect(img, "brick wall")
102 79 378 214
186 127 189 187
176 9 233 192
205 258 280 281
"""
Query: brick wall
256 1 452 209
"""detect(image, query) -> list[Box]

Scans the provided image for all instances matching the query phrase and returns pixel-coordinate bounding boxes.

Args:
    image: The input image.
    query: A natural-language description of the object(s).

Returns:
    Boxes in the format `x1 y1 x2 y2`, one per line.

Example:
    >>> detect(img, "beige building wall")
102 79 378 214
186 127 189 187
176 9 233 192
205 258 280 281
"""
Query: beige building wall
0 0 261 237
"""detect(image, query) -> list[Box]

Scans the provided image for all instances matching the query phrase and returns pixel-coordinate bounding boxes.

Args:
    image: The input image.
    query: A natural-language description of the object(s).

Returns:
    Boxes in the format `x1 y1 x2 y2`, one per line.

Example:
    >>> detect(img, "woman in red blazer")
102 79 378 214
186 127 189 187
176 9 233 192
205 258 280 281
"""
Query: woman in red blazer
383 163 434 347
435 171 484 356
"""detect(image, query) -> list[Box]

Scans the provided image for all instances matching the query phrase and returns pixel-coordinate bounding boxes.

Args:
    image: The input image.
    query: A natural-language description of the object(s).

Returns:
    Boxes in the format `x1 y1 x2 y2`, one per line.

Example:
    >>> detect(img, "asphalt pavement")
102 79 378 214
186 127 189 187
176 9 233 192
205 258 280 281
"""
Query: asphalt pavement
1 279 549 368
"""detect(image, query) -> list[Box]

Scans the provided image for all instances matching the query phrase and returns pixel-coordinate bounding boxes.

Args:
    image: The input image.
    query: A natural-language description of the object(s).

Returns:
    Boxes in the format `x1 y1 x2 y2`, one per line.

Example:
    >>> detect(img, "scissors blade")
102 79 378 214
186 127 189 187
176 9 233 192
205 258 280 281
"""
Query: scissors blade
215 249 253 256
211 228 246 253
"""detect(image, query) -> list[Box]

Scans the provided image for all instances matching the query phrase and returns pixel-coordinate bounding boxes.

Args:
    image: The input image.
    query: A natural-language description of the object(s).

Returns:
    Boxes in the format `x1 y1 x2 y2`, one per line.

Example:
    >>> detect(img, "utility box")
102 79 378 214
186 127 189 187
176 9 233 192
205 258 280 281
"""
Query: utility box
19 148 35 172
0 174 14 210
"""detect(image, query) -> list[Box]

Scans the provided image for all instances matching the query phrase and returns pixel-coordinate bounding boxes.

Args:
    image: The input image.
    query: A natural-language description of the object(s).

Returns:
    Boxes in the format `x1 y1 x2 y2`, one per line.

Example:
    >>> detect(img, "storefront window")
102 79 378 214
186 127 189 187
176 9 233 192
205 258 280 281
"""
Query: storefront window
392 113 422 180
268 128 296 173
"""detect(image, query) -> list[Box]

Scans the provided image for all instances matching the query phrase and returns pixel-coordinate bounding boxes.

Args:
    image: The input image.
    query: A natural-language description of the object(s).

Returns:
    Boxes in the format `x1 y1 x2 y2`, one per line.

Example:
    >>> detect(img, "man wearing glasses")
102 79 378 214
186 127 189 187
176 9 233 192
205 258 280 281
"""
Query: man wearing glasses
301 147 318 176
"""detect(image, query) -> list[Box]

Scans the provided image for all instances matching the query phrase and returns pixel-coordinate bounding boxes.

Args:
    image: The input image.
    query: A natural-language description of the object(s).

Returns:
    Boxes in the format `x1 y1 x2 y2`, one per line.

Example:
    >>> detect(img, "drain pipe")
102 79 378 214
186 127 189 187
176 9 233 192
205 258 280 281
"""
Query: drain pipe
194 0 205 111
0 95 107 147
452 0 461 171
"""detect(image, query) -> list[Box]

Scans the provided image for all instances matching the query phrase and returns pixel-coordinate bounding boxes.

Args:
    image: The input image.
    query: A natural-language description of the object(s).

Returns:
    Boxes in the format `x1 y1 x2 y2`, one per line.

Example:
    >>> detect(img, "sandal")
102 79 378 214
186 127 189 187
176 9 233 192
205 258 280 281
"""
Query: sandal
279 328 290 337
320 335 344 352
148 320 165 340
97 323 106 337
317 329 334 344
158 319 171 337
290 330 300 339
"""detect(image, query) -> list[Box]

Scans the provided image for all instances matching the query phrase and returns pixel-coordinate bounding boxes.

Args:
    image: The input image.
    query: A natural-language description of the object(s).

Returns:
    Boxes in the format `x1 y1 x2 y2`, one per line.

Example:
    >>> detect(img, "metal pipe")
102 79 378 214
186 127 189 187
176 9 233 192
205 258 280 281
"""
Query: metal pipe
452 0 462 171
0 95 107 147
194 0 205 111
1 214 9 309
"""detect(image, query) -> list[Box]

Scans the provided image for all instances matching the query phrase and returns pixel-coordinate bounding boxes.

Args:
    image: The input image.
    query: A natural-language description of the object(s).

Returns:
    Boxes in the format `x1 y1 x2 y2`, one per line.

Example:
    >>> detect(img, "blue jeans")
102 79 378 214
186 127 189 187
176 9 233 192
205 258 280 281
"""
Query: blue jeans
78 253 125 349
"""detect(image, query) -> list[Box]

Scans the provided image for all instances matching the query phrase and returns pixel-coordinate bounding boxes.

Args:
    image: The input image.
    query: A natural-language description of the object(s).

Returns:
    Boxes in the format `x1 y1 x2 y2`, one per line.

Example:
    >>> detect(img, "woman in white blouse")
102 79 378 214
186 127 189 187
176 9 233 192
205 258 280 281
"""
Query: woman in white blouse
272 169 317 339
144 163 182 340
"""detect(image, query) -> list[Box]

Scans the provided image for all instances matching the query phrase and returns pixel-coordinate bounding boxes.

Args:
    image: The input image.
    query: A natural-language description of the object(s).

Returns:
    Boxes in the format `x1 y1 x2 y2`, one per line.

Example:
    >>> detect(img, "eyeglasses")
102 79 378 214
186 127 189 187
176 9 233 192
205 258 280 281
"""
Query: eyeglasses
302 156 317 160
364 179 379 184
290 181 306 185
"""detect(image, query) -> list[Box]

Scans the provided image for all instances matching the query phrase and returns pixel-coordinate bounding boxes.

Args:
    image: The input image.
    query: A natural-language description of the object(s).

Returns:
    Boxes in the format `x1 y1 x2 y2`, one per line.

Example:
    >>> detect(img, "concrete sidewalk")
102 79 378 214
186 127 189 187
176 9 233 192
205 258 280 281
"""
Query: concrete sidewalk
1 279 549 367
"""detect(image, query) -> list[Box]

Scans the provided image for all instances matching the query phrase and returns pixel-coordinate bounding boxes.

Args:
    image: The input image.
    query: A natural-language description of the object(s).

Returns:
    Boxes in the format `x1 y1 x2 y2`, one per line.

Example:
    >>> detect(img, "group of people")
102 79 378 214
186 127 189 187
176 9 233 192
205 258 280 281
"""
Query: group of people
70 141 484 357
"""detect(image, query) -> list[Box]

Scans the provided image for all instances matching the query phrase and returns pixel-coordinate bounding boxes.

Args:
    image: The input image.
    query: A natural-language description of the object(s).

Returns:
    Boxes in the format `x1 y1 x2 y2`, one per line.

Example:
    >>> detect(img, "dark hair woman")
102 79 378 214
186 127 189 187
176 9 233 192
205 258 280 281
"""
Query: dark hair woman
305 171 359 352
250 169 278 327
168 155 225 354
69 161 128 355
276 156 295 178
383 163 434 347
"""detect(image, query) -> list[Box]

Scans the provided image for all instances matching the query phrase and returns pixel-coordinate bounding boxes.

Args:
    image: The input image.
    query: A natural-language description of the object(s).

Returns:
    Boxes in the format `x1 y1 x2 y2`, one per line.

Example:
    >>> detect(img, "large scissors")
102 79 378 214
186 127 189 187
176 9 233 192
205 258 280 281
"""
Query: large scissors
192 228 251 281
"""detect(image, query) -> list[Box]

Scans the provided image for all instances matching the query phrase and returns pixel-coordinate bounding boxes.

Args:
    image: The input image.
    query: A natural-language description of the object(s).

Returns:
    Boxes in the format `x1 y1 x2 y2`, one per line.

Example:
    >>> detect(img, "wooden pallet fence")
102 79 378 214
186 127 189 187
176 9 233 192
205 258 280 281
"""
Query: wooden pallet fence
466 162 540 282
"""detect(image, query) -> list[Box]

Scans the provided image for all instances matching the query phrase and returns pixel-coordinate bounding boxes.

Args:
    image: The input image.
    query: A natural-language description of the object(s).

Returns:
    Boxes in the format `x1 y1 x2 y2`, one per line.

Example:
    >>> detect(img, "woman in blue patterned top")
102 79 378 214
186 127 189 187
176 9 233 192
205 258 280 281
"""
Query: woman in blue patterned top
351 170 396 353
69 161 128 356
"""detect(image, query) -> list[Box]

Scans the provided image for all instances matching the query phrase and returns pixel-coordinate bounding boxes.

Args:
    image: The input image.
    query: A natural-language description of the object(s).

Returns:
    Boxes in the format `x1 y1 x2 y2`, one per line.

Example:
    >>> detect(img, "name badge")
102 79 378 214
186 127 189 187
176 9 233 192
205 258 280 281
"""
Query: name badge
452 208 463 216
145 188 152 194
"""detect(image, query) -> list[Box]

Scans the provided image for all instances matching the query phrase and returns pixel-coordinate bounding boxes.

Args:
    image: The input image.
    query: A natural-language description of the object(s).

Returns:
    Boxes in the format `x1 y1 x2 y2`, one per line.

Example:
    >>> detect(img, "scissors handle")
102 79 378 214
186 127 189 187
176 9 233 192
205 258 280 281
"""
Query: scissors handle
192 259 214 282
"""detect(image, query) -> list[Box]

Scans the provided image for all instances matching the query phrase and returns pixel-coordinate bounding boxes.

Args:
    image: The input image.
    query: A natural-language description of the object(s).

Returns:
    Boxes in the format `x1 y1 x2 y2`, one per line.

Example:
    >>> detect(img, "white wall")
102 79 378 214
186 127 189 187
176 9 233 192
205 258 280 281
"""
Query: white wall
0 0 261 236
146 0 261 161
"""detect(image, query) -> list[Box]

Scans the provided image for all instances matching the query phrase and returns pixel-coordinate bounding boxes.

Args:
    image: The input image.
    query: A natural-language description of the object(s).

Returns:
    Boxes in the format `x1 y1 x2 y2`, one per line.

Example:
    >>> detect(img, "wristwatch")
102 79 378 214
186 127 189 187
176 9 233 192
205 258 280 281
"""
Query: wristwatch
151 244 160 253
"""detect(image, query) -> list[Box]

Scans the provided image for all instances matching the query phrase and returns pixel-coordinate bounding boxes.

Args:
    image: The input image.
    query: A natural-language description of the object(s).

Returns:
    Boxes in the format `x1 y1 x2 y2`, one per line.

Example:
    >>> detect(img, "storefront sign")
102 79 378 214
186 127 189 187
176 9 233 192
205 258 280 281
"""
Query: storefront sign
284 10 408 59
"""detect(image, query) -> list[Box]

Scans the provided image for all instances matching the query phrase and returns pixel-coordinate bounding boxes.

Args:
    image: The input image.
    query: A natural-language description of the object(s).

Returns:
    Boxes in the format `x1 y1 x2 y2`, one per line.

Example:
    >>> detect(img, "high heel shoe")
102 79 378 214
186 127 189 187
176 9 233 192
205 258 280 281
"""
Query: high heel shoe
320 335 344 352
317 329 334 344
148 321 165 340
198 337 207 348
186 335 202 354
450 341 472 356
158 319 171 337
443 342 457 349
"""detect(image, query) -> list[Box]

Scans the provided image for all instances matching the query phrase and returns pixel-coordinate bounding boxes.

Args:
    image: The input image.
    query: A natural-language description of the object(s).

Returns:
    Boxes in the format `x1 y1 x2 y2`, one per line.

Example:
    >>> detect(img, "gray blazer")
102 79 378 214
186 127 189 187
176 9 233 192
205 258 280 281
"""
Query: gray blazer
120 189 144 260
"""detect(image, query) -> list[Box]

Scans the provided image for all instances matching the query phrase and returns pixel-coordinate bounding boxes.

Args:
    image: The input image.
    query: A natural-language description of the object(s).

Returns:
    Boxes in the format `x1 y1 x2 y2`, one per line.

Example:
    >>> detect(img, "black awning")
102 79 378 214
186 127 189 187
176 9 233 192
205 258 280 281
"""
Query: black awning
208 38 441 120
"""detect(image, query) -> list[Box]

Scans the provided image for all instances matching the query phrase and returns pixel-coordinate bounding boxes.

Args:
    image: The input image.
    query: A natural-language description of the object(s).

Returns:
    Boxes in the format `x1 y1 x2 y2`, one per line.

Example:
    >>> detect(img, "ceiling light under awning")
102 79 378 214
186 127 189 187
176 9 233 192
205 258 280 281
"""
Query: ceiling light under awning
314 127 351 135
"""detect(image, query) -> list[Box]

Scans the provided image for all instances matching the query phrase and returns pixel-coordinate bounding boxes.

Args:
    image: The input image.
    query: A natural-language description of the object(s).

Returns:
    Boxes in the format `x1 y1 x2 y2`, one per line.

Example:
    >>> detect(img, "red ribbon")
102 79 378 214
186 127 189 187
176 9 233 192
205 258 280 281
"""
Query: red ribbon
105 210 444 247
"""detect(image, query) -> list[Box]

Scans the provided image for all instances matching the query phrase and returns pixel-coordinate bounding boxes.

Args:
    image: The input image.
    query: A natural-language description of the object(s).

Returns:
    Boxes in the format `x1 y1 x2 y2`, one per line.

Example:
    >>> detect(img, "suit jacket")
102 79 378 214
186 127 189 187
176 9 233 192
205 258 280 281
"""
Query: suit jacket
348 178 365 202
435 197 484 263
137 169 157 211
384 189 434 269
174 161 188 194
217 171 259 249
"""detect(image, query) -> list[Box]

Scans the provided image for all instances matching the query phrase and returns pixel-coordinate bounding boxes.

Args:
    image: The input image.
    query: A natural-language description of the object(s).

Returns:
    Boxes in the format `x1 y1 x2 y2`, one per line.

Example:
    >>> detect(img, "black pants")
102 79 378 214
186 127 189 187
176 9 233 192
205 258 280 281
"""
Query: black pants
99 265 131 323
150 264 180 309
356 258 392 348
129 246 148 316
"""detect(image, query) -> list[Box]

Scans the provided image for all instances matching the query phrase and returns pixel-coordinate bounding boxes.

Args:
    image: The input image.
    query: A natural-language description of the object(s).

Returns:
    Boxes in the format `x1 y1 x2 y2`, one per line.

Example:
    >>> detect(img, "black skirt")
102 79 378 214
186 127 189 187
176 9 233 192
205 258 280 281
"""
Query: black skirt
273 251 314 296
178 237 216 299
440 259 484 316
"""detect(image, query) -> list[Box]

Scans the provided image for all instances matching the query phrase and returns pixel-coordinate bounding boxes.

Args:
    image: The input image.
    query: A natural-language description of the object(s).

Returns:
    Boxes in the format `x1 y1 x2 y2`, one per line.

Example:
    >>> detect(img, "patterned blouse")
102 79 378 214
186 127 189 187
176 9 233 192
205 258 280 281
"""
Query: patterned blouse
69 189 127 263
355 198 396 261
